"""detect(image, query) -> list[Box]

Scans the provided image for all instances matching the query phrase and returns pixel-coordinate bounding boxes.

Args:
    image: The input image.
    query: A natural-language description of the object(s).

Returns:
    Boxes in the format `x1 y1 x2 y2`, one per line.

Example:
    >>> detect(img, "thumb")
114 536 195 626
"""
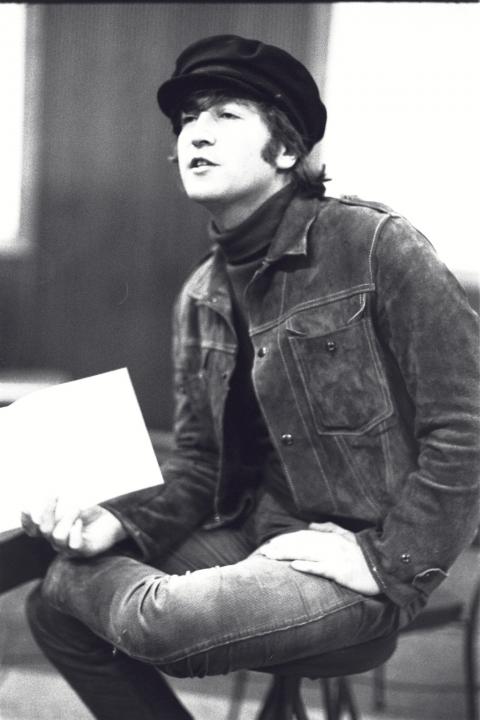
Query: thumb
308 522 355 541
68 517 84 551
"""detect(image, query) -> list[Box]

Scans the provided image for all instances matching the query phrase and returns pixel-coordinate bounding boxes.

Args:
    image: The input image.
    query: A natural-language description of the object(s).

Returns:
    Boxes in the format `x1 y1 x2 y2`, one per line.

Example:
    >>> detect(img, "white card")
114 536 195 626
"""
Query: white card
0 368 163 531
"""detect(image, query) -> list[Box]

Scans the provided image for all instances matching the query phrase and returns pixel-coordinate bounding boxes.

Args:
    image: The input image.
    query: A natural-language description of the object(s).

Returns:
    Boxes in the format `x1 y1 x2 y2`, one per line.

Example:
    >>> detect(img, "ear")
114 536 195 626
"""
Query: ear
275 146 297 171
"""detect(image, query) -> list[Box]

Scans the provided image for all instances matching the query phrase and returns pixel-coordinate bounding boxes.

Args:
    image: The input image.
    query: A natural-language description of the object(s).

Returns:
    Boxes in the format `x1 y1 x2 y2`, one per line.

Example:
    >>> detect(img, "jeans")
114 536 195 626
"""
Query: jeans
27 512 402 720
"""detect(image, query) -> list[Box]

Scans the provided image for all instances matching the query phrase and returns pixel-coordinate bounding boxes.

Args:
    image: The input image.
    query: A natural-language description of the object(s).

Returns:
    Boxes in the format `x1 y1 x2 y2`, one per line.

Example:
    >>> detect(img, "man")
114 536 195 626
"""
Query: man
19 35 479 719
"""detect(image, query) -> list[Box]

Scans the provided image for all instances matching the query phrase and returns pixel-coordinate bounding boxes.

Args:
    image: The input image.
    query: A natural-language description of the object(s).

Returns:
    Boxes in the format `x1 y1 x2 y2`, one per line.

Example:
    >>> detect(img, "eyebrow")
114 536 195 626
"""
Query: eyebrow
181 96 255 113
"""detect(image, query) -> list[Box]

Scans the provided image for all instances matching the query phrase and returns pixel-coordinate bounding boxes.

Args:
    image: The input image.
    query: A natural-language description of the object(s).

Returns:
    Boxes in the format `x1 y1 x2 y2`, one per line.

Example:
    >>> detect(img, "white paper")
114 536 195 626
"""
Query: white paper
0 368 163 531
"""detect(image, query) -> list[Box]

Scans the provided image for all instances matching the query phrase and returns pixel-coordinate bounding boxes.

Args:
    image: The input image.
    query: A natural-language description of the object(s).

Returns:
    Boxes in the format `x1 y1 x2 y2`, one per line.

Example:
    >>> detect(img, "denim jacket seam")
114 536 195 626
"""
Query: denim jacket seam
380 427 395 495
270 272 302 510
364 317 395 420
334 435 383 514
347 292 367 324
250 285 375 336
276 368 338 511
368 214 393 285
199 340 237 354
273 271 337 510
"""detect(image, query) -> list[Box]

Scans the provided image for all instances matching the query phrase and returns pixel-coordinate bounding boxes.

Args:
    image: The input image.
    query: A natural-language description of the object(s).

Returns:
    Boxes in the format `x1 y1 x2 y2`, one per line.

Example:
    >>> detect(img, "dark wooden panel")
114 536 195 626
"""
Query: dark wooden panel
22 4 329 427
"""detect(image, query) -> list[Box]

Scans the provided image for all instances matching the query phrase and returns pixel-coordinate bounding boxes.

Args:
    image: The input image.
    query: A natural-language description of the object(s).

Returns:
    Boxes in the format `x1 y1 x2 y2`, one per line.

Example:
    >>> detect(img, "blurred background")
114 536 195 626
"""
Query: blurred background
0 5 479 719
1 2 478 430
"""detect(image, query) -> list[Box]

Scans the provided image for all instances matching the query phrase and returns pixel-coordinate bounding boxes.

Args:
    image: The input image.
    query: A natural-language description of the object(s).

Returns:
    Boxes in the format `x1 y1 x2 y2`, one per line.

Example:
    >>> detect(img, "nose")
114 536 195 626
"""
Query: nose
190 111 216 148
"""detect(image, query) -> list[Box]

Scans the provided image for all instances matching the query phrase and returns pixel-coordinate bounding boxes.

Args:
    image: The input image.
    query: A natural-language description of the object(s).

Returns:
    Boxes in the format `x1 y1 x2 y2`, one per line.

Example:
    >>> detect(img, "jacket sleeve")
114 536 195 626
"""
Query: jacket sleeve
356 214 480 608
103 291 219 562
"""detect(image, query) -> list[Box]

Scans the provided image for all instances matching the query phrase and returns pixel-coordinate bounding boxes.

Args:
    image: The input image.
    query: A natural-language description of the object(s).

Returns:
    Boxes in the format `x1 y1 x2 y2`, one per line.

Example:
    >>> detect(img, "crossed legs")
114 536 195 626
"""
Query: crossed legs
27 521 400 719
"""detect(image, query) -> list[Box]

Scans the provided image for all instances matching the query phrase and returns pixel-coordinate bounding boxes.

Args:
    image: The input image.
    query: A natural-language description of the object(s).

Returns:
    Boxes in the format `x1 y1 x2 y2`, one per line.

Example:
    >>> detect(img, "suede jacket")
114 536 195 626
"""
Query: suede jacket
106 194 480 611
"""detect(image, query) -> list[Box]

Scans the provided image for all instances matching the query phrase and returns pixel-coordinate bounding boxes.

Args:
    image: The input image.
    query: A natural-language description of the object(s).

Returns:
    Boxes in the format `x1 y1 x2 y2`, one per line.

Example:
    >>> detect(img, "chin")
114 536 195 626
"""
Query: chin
184 187 223 205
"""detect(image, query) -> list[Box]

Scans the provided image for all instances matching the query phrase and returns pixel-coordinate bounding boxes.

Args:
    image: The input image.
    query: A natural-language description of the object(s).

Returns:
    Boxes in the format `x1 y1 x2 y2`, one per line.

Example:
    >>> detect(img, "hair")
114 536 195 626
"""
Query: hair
170 88 329 198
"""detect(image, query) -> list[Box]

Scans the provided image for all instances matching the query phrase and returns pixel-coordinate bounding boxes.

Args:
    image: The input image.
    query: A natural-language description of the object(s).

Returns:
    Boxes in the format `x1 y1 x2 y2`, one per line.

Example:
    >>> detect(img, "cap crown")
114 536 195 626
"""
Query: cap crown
157 34 327 150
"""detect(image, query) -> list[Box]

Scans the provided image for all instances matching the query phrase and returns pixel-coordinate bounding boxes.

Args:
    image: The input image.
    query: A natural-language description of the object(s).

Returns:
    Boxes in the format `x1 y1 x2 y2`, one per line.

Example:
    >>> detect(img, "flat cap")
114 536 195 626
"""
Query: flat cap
157 34 327 150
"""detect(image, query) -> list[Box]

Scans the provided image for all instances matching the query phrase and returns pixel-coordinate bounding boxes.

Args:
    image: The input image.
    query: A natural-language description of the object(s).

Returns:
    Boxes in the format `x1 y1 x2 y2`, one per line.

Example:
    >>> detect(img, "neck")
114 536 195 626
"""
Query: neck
204 176 291 232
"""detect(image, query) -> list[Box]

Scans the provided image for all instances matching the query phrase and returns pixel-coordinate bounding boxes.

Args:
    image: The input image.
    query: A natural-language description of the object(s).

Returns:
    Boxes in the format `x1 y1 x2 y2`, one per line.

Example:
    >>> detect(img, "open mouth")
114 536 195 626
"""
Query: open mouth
189 157 218 169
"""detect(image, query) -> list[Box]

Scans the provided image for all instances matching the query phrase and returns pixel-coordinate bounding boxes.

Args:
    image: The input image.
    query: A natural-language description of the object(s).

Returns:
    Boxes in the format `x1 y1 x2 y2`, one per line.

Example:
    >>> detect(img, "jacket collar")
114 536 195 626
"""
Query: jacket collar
265 194 320 263
187 194 322 303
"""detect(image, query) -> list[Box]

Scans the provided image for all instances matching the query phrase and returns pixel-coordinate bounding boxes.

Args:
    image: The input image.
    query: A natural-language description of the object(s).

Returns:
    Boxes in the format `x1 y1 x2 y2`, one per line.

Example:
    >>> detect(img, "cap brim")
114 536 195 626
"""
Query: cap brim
157 71 267 119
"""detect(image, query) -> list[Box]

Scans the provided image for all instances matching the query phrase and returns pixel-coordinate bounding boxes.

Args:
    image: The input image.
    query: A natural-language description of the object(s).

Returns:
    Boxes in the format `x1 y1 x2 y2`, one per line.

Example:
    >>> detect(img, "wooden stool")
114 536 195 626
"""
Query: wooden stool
228 633 397 720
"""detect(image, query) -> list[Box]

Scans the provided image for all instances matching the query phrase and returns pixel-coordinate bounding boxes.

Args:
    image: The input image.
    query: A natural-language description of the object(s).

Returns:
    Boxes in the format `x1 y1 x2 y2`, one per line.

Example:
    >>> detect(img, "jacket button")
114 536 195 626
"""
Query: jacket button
257 346 268 358
326 340 337 353
401 553 411 564
281 433 294 446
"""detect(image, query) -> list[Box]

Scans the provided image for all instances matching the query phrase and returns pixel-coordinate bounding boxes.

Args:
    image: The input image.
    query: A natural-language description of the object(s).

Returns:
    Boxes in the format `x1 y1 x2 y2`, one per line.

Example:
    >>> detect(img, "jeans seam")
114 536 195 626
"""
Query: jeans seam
127 595 363 665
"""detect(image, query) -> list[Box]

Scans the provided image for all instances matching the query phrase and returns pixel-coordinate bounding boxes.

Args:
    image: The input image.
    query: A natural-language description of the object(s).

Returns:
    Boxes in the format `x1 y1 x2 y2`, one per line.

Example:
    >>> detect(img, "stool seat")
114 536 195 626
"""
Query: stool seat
228 633 399 720
257 631 398 678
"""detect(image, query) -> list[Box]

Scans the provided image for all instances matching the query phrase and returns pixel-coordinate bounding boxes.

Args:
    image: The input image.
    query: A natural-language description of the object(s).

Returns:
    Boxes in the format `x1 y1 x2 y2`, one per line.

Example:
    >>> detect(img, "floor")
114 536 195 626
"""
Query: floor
0 548 478 720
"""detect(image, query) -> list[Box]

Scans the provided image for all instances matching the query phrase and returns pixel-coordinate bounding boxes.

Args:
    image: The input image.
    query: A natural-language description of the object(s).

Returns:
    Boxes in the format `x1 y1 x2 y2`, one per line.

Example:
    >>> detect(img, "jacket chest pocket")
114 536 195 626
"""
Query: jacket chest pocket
287 313 393 434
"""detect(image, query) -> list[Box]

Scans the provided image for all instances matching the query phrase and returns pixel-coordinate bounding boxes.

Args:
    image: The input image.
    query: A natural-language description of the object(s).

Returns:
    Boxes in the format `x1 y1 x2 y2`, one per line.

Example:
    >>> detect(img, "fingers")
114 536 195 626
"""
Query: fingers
308 521 343 533
21 496 83 553
290 560 333 578
21 511 41 537
67 517 84 551
257 530 310 560
292 552 381 596
308 522 356 542
39 496 59 535
50 501 82 550
68 506 127 557
21 494 58 537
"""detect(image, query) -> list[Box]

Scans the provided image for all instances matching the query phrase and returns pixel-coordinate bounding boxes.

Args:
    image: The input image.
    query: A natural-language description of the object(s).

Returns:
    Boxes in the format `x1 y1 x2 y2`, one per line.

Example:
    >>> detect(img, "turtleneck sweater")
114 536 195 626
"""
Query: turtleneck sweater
208 184 309 543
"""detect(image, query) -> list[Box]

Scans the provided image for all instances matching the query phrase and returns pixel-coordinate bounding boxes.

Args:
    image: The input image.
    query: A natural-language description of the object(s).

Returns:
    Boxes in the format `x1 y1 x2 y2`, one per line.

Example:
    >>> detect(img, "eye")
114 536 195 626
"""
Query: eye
180 112 197 127
219 111 239 120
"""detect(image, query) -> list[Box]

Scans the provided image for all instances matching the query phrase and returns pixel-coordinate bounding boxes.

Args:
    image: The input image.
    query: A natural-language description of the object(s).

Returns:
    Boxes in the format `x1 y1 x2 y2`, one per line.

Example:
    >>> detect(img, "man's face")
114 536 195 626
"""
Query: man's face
176 97 289 222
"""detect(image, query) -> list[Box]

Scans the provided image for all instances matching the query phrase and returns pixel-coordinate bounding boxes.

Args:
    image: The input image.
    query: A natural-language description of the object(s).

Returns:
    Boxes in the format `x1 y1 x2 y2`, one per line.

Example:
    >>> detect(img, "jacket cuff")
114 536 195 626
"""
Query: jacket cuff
357 527 448 608
101 502 151 560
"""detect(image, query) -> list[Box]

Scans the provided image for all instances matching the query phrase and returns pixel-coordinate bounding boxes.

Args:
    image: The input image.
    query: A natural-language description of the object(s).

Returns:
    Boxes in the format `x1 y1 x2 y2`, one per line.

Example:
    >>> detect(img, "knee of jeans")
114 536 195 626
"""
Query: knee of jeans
27 581 113 664
25 582 66 656
27 582 73 637
109 575 182 664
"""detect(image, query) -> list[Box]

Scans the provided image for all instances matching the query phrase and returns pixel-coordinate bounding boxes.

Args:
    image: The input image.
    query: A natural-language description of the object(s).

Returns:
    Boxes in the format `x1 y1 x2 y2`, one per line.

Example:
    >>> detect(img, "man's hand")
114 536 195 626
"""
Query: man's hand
257 522 380 596
21 499 127 557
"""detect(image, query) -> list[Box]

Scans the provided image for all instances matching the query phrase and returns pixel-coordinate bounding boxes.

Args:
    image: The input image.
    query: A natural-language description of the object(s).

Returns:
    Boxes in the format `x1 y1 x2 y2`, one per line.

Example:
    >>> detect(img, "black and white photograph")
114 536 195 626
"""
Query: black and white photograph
0 3 479 719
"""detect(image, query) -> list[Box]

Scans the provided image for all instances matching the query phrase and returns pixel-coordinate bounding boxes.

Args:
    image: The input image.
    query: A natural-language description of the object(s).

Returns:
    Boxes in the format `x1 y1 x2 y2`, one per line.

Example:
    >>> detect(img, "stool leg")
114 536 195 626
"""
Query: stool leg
226 670 249 720
282 677 300 720
321 678 338 720
256 676 312 720
465 578 480 720
257 675 298 720
338 677 359 720
291 678 310 720
256 676 282 720
372 664 386 711
321 677 360 720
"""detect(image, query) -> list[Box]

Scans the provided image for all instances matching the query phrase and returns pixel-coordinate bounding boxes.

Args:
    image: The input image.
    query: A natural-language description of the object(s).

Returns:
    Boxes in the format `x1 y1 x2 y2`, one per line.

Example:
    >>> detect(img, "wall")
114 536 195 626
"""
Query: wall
316 3 480 283
13 3 330 428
